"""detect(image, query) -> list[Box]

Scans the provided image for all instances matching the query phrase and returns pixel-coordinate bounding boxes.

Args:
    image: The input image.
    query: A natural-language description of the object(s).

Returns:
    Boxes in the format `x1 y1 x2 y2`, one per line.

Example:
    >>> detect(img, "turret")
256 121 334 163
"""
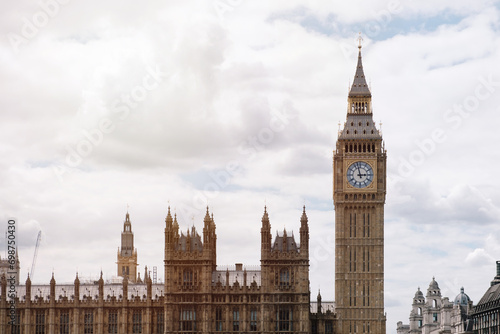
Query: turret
165 206 173 228
203 207 215 249
50 273 56 302
120 212 134 256
26 274 32 305
260 206 271 256
409 287 425 331
122 276 128 305
73 273 79 303
300 206 309 256
146 266 152 300
165 207 174 251
317 289 322 314
98 271 104 301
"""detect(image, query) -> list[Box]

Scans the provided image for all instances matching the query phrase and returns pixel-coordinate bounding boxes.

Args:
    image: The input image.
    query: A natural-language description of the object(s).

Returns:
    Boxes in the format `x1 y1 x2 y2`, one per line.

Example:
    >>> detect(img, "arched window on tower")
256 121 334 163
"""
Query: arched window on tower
183 270 193 287
279 268 290 287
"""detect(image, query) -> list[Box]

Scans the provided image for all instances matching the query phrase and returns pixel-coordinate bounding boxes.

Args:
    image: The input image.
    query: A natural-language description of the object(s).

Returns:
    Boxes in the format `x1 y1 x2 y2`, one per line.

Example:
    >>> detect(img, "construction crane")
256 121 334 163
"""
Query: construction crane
30 231 42 281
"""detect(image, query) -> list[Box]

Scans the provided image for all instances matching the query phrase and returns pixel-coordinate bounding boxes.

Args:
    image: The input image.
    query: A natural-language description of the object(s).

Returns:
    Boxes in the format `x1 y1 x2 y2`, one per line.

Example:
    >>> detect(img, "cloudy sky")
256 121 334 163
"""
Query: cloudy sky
2 0 500 330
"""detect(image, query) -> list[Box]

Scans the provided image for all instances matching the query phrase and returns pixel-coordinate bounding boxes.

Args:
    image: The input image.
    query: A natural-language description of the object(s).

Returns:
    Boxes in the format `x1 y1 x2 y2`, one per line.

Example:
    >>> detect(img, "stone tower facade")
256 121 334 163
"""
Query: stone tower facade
260 206 311 333
117 212 138 283
163 206 217 333
163 205 311 333
333 43 387 333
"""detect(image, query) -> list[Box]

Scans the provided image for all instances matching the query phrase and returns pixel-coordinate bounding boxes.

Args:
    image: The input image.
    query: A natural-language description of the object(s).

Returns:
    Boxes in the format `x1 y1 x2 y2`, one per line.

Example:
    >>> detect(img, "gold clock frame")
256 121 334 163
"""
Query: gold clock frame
344 159 377 192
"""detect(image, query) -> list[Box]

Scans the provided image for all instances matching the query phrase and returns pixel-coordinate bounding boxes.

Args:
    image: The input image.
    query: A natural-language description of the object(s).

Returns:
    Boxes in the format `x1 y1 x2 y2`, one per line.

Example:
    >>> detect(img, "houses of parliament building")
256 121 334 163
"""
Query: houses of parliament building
0 44 388 333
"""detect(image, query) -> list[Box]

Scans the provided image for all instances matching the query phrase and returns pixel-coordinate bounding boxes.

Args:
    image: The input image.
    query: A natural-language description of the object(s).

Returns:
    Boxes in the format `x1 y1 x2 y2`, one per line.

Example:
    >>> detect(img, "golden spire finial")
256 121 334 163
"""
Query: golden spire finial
357 32 363 50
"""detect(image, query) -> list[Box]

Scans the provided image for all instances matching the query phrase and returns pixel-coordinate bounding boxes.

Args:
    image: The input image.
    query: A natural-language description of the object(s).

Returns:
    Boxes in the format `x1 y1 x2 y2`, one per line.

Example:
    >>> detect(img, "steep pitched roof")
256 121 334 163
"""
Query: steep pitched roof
474 283 500 313
349 47 371 98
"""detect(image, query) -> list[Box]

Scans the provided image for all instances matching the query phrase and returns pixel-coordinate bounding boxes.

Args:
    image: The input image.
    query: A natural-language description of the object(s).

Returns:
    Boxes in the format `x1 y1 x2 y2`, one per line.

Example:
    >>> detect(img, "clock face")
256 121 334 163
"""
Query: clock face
347 161 374 188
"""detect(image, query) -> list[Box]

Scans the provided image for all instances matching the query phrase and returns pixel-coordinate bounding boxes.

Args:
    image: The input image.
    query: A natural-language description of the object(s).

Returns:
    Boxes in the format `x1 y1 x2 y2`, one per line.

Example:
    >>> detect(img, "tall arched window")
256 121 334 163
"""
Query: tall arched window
183 270 193 287
279 268 290 286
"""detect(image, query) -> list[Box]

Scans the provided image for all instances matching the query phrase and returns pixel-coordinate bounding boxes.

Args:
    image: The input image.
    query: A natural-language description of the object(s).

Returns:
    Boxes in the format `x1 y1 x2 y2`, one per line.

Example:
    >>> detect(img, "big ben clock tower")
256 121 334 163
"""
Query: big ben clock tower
334 40 387 334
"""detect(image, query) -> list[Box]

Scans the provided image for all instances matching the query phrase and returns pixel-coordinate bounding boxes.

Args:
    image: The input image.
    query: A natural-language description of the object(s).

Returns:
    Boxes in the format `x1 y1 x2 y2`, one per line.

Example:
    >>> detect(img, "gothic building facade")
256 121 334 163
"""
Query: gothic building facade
162 205 314 333
0 207 335 334
0 43 386 333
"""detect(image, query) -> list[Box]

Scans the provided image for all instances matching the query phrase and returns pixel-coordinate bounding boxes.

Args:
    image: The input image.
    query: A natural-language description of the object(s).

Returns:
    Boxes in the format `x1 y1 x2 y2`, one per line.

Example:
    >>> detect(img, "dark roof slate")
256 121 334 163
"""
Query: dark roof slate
339 114 381 140
474 283 500 313
349 49 371 97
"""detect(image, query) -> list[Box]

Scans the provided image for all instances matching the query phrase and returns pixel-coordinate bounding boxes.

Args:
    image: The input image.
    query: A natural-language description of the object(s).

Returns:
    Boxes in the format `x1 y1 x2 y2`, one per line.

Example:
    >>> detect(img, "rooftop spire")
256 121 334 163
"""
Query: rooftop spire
124 211 132 232
349 34 371 98
204 206 211 226
300 205 308 225
173 213 179 230
165 206 173 227
261 206 270 229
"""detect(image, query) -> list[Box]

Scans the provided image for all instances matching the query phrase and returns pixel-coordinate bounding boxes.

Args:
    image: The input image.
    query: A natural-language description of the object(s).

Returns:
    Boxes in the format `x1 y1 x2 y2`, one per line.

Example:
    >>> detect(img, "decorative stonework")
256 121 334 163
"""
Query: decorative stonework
334 44 387 334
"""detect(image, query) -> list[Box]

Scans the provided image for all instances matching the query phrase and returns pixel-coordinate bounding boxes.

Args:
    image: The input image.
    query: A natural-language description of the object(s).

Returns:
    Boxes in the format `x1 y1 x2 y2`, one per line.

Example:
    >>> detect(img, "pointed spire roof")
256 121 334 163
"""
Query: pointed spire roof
300 205 308 225
165 206 173 226
261 206 270 228
173 213 179 230
204 206 211 226
124 211 132 231
349 40 371 98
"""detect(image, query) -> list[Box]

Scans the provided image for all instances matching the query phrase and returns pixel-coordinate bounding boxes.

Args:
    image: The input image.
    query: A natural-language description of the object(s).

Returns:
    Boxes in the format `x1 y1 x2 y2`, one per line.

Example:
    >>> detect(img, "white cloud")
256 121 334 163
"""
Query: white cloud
465 248 495 266
1 0 500 332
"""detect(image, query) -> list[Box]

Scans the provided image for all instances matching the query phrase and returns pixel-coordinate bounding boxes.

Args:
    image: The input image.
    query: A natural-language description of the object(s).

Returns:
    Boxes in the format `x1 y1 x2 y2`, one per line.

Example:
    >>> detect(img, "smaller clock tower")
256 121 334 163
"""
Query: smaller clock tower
334 40 387 334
